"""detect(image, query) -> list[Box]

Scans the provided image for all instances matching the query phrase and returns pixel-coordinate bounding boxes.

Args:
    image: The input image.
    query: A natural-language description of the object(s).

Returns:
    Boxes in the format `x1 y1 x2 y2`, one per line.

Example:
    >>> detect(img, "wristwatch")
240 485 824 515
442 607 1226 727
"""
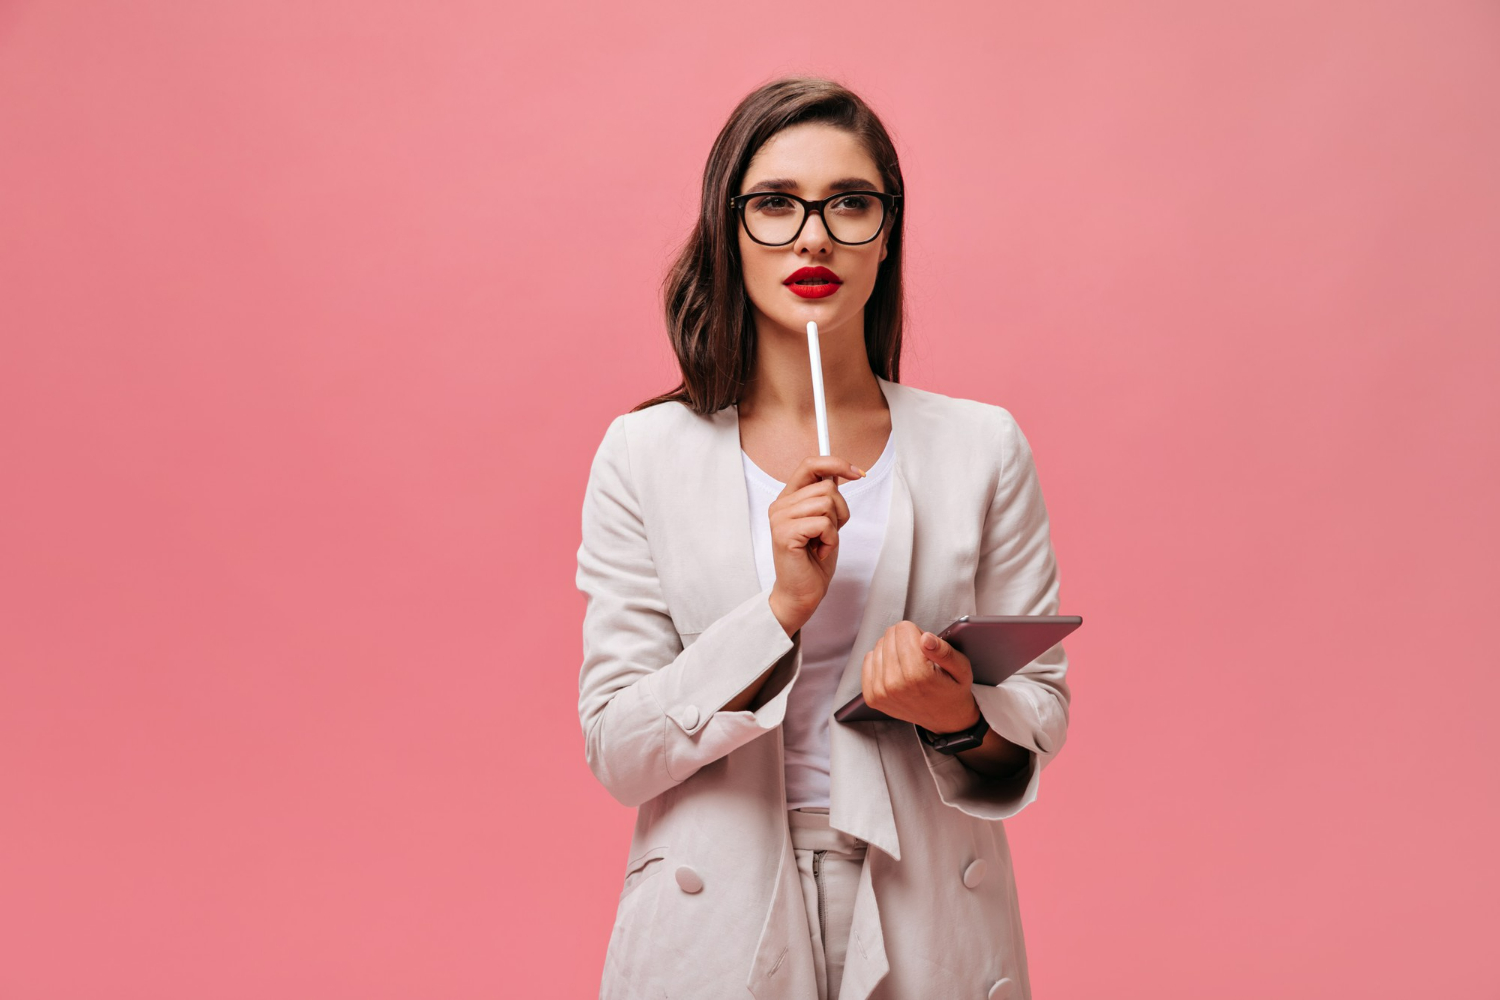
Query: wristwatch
916 712 990 755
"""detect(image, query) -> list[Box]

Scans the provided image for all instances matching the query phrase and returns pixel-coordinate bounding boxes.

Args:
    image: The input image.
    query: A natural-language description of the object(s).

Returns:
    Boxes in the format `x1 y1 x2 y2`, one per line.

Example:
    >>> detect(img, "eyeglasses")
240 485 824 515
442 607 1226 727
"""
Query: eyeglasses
728 190 902 247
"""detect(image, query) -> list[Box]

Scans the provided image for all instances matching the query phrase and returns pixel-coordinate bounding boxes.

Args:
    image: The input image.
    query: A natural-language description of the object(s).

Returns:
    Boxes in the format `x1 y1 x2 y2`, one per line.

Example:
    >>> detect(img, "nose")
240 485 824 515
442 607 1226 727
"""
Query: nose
794 207 834 255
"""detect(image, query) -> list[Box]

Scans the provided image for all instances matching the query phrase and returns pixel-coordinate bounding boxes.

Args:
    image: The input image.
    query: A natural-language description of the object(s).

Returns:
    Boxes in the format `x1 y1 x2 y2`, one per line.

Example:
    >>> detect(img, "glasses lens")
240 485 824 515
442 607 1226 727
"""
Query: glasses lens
742 194 805 245
823 193 885 244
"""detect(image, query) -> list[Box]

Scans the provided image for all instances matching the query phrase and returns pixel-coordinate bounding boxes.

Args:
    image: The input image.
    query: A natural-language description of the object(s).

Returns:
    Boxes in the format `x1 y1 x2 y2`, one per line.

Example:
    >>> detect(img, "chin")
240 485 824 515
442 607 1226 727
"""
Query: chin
772 310 846 336
768 298 867 332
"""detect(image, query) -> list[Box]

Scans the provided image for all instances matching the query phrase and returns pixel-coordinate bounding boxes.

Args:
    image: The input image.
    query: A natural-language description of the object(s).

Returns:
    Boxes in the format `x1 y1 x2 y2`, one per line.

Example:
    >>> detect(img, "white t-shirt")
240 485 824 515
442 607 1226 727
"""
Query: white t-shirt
741 433 896 811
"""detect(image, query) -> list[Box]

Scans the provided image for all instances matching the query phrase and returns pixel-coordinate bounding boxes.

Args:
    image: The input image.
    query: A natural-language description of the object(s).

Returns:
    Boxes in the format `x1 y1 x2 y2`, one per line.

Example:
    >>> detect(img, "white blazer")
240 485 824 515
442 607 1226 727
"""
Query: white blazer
576 375 1071 1000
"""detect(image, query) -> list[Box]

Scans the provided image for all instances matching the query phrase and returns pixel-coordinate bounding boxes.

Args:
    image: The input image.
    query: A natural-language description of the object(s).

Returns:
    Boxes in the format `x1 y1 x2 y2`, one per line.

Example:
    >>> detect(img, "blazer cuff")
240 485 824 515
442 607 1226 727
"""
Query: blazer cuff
917 680 1054 821
641 583 803 737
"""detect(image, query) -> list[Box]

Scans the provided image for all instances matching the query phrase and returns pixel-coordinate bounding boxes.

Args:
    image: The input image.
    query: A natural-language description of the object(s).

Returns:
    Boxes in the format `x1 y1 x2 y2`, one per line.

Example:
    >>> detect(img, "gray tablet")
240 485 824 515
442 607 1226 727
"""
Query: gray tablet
833 615 1082 724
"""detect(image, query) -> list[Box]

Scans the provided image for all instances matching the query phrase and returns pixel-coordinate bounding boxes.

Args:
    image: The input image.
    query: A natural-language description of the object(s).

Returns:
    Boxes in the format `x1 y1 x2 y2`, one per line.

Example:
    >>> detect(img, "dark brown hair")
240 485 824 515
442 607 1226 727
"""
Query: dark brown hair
631 76 907 415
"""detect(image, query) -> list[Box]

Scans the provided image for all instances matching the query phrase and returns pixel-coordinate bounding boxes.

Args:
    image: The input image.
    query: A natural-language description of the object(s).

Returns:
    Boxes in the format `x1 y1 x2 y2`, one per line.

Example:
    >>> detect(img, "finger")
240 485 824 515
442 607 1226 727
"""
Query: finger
780 476 845 508
942 634 972 684
782 455 864 495
778 493 844 526
926 632 971 685
784 481 852 530
870 640 889 708
829 484 851 527
798 514 836 551
775 513 835 557
897 625 937 687
880 630 905 701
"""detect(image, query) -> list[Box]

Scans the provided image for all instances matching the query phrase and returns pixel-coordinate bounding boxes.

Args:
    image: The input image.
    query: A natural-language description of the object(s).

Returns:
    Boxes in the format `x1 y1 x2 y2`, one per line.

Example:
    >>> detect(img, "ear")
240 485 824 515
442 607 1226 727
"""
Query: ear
879 237 889 263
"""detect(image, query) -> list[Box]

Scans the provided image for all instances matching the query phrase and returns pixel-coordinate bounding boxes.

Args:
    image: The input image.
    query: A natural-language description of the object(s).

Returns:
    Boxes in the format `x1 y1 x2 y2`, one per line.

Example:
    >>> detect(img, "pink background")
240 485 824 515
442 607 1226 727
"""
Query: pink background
2 2 1497 997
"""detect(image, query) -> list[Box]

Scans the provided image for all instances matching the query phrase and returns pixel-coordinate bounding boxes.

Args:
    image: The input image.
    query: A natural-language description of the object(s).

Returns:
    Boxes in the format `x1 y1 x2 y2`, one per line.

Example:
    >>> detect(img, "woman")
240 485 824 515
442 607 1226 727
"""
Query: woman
576 77 1071 1000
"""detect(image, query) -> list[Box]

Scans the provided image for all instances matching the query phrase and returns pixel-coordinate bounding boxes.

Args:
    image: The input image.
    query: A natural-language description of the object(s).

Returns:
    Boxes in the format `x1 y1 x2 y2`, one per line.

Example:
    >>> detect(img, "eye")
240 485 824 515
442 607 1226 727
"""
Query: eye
830 195 872 213
747 195 794 214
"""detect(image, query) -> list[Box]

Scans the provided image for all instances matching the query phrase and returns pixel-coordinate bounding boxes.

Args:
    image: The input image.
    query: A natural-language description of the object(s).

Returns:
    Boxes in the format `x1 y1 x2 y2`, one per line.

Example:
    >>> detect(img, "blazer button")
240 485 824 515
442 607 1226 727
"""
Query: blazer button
678 863 705 893
674 865 704 893
987 977 1015 999
963 859 987 889
674 705 701 730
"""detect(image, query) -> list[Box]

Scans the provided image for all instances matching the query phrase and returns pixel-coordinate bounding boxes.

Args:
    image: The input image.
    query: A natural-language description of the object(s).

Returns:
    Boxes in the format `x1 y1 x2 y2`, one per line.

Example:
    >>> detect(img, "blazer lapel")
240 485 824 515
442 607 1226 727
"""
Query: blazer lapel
705 401 767 610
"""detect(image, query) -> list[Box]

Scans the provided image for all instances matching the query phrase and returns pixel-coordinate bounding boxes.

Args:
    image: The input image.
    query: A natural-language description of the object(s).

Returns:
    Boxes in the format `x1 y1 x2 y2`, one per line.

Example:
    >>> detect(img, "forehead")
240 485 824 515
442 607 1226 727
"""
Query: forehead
742 123 882 190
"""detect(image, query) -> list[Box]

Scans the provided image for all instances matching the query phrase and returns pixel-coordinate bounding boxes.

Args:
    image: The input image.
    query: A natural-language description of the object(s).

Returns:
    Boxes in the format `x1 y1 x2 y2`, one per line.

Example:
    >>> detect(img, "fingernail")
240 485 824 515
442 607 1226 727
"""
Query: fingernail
853 466 865 476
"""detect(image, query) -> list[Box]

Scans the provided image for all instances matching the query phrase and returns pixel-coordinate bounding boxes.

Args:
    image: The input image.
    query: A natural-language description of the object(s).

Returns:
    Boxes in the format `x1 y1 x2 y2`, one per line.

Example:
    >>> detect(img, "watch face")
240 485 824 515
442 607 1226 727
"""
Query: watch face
921 716 988 754
921 725 985 754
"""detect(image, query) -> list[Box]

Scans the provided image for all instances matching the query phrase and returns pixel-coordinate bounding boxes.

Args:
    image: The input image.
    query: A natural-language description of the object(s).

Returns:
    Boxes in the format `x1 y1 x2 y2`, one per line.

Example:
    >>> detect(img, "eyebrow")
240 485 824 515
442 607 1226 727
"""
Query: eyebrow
743 176 881 194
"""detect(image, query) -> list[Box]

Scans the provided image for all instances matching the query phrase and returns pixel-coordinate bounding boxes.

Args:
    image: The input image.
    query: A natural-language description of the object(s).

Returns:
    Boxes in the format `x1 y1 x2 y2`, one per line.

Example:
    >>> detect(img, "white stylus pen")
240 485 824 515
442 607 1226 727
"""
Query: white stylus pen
806 321 831 457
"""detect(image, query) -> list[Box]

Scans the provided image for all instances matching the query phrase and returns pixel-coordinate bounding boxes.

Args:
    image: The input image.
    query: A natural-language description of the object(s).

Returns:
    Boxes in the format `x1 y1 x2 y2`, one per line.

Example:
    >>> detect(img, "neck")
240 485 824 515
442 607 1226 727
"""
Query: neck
739 309 885 421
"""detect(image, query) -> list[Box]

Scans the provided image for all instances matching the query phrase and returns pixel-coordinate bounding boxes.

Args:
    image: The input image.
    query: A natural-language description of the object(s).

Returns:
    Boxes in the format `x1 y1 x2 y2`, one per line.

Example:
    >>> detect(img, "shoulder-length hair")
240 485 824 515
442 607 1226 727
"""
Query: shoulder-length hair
631 76 907 415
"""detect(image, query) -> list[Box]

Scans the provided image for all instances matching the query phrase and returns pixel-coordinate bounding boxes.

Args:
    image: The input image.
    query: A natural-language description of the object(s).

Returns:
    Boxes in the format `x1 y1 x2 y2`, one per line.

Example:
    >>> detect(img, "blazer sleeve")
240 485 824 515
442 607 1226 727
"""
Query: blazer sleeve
576 414 807 808
918 408 1072 820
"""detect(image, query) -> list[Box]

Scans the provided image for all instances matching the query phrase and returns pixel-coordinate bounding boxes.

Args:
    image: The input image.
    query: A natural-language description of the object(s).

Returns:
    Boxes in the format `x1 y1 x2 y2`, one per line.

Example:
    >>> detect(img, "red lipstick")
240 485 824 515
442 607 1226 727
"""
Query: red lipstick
784 266 843 299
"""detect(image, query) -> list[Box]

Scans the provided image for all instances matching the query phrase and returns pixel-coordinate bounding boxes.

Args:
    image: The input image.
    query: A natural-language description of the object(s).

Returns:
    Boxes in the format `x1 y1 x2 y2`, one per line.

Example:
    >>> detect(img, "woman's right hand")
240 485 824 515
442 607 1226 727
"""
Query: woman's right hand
766 456 865 636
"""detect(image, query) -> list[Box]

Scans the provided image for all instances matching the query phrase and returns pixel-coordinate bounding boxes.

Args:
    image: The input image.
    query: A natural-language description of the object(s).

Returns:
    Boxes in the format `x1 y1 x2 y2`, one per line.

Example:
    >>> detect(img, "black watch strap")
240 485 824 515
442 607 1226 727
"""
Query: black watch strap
917 712 990 755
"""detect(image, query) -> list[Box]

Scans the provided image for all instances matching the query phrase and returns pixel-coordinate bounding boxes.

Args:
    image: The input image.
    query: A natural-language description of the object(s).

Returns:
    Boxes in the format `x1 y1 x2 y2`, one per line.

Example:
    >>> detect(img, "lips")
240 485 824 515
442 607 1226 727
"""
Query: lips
784 266 843 299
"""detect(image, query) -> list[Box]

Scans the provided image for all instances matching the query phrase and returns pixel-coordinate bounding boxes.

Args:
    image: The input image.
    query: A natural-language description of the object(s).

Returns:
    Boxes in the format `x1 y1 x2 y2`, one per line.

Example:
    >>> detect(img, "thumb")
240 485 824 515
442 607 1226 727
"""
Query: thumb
921 632 967 682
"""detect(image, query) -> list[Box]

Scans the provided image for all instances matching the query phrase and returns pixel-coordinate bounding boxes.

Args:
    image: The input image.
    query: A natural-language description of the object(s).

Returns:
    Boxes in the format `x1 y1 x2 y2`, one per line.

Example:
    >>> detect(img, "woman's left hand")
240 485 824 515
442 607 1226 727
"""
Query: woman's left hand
861 621 983 733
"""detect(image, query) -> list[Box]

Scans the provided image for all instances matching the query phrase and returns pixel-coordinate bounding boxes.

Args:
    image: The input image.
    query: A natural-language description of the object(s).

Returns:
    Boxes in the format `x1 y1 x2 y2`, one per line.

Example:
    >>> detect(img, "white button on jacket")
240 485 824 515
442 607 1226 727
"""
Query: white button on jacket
674 865 704 894
989 977 1017 999
576 376 1072 1000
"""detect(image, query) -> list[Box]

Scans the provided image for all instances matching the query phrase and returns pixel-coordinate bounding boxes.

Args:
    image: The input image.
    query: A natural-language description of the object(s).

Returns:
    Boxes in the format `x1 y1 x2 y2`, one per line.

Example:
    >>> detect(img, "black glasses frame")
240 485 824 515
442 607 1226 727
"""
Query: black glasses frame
728 190 903 246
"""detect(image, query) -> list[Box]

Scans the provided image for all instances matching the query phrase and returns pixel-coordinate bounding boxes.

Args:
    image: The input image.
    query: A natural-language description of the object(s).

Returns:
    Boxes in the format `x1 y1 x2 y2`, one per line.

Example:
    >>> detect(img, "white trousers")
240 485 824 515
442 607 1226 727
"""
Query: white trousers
788 807 869 1000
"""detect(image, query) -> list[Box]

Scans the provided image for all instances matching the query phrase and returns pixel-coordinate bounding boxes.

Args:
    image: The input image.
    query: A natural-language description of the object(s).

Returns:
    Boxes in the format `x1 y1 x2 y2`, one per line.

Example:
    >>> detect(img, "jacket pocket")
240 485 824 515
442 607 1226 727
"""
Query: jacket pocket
603 847 670 994
619 846 669 903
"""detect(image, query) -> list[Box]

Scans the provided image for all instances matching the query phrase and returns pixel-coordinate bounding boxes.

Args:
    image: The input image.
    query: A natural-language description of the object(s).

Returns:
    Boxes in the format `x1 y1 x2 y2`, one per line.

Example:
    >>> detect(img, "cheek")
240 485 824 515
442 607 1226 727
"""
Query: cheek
848 248 884 289
738 245 781 302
